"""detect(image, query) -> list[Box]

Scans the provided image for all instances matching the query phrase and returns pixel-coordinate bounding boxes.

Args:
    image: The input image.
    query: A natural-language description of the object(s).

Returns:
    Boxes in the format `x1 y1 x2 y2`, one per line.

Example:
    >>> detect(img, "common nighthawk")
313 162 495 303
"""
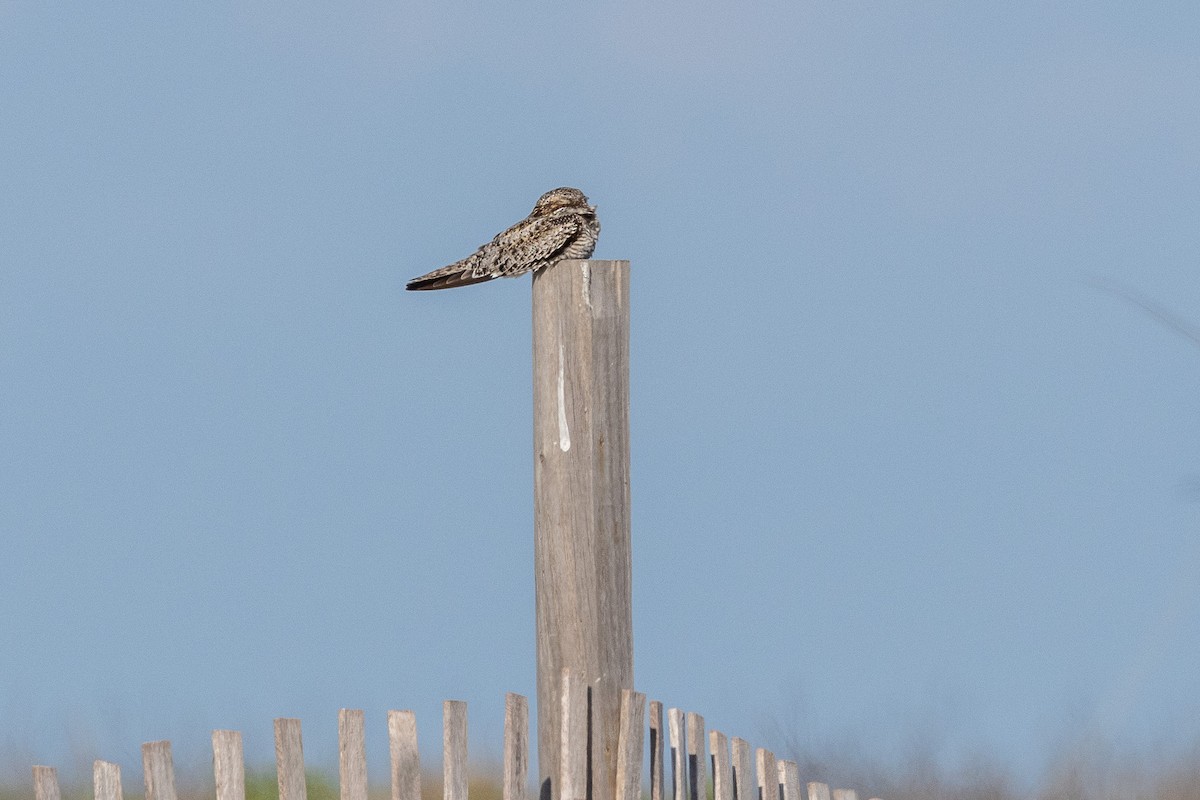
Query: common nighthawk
406 187 599 291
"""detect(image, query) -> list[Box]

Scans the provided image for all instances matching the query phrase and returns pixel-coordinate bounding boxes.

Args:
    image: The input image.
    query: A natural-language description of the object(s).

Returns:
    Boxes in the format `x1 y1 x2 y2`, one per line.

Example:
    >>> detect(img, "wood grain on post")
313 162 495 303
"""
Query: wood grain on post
212 731 246 800
93 762 123 800
94 761 123 800
32 766 60 800
533 258 633 800
275 719 307 800
709 731 731 800
443 701 468 800
339 709 369 800
649 702 665 800
755 750 777 800
504 693 530 800
559 669 588 800
667 709 685 800
778 762 801 800
143 741 177 800
685 713 705 800
389 711 421 800
731 740 752 800
614 690 646 800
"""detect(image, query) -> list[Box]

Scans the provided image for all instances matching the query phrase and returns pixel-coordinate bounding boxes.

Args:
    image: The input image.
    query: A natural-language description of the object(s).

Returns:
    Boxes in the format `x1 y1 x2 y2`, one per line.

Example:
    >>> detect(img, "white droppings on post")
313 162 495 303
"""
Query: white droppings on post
581 263 591 308
557 343 571 452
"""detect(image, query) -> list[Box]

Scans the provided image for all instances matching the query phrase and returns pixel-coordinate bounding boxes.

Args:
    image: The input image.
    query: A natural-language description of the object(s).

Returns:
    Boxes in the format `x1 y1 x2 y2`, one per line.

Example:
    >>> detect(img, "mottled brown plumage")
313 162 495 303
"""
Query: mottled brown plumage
406 187 600 291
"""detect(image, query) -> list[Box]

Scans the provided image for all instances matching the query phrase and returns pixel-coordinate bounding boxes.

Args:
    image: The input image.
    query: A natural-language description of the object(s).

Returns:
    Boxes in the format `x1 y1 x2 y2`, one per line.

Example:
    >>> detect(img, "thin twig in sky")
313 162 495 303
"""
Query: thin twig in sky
1086 276 1200 351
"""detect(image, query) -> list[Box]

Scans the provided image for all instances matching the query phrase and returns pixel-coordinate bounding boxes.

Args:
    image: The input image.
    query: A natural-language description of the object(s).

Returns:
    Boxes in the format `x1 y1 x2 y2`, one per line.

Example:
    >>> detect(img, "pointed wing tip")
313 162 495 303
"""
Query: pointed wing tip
405 271 498 291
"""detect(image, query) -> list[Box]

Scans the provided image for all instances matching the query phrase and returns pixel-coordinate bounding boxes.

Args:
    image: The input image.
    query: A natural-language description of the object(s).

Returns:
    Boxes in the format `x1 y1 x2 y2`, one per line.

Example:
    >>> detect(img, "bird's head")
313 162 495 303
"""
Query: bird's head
531 187 594 216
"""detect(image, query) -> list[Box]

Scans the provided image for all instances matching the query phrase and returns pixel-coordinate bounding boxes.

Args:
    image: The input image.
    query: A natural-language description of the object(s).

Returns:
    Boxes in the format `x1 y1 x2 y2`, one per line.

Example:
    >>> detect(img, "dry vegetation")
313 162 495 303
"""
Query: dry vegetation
777 737 1200 800
4 745 1200 800
0 770 504 800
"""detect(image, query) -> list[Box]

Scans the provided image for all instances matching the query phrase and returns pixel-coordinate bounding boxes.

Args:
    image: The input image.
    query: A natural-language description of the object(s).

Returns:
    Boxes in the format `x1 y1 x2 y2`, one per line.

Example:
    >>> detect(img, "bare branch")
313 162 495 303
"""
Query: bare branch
1086 276 1200 351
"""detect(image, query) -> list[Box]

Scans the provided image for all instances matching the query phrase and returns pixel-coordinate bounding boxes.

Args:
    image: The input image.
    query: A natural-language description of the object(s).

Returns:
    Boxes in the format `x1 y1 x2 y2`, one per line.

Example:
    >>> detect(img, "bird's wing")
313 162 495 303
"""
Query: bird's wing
405 214 582 291
488 214 582 277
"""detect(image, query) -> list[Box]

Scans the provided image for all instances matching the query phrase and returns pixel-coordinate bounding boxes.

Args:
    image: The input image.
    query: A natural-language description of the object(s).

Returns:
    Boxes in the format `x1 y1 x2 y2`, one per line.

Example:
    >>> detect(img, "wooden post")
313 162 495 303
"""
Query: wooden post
94 762 122 800
388 710 421 800
143 741 177 800
649 702 665 800
532 259 633 800
560 670 588 800
213 731 245 800
755 750 777 800
505 693 530 800
275 719 307 800
778 762 800 800
709 731 731 800
32 766 60 800
94 761 124 800
686 713 705 800
731 740 752 800
668 710 685 800
443 701 468 800
614 690 646 800
339 710 369 800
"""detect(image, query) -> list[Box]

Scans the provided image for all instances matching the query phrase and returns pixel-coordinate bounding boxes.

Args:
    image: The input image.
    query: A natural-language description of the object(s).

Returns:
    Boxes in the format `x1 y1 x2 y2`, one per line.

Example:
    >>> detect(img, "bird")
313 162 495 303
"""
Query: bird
406 187 600 291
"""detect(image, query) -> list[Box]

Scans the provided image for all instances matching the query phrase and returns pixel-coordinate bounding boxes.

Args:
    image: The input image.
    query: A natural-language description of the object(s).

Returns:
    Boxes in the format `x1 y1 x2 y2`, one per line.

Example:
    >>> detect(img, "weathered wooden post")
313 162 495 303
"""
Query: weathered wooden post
532 259 633 800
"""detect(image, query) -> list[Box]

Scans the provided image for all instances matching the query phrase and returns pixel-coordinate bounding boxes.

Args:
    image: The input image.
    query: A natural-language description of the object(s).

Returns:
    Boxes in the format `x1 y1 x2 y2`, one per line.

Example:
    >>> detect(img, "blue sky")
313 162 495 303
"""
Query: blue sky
2 1 1198 790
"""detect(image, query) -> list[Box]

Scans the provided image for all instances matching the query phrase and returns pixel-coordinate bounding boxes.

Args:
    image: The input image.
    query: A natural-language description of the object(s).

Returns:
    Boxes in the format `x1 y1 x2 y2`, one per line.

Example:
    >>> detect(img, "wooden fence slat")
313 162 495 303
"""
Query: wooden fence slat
275 718 307 800
143 741 177 800
94 760 123 800
444 701 468 800
340 709 369 800
668 709 685 800
731 739 752 800
22 693 865 800
650 702 665 800
389 711 420 800
212 731 245 800
560 669 588 800
709 731 731 800
778 762 800 800
32 766 60 800
615 690 646 800
685 713 705 800
755 750 777 800
504 693 530 800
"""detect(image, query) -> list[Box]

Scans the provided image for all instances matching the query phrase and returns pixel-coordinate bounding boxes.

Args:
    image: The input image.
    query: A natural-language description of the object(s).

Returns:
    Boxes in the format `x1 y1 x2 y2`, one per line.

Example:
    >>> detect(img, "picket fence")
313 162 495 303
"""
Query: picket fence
28 672 879 800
